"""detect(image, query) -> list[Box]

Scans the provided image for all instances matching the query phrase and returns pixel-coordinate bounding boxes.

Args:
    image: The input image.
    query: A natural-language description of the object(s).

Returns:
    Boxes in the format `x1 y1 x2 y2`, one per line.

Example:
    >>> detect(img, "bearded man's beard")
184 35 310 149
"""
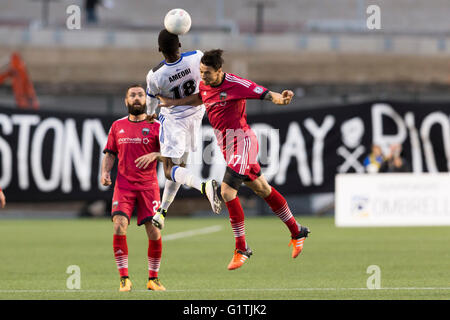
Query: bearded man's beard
127 101 147 115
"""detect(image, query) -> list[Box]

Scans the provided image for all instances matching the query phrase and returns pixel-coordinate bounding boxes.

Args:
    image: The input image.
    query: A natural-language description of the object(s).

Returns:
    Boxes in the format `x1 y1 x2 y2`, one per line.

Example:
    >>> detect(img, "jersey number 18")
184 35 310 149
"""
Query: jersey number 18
170 79 196 99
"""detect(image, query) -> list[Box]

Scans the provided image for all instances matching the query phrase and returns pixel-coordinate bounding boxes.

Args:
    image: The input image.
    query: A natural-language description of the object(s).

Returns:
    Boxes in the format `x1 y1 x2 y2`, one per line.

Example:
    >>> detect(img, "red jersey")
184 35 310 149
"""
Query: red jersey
198 73 268 150
104 117 160 191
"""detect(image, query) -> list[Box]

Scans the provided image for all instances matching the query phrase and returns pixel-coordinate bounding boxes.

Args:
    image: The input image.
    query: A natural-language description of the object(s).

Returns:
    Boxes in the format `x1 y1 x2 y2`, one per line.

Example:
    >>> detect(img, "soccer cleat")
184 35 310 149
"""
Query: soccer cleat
289 225 310 258
119 277 132 292
227 247 253 270
202 180 222 214
147 278 166 291
152 208 167 230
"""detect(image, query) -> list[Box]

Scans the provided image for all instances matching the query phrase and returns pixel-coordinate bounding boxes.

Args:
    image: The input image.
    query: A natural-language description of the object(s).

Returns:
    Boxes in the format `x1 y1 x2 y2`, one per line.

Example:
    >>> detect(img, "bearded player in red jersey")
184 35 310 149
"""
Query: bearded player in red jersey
157 50 310 270
101 84 166 291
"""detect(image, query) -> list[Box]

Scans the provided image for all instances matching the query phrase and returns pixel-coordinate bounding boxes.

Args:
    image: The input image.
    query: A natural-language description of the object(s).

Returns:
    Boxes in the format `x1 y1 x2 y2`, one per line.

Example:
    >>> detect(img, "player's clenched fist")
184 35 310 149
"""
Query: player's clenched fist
281 90 294 104
101 172 112 186
269 90 295 105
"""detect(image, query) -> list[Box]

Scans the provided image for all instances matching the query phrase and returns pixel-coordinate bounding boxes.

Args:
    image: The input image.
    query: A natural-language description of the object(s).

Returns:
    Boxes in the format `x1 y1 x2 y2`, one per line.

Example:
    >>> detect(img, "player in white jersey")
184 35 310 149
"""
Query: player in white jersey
146 29 222 229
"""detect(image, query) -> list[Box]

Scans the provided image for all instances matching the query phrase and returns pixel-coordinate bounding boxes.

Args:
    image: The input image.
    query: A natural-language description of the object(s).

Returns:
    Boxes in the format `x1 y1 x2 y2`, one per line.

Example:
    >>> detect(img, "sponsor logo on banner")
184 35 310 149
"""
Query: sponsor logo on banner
336 174 450 227
351 195 370 218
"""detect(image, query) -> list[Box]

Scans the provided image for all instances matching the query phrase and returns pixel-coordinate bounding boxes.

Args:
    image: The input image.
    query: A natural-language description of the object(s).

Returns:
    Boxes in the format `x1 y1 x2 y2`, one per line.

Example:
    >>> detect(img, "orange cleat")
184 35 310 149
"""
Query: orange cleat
119 277 132 292
227 247 253 270
289 225 310 258
147 278 166 291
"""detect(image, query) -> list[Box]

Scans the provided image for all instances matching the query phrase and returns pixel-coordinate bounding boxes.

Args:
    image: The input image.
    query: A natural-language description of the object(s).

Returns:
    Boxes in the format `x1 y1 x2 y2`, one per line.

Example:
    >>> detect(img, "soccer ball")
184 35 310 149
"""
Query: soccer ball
164 8 192 35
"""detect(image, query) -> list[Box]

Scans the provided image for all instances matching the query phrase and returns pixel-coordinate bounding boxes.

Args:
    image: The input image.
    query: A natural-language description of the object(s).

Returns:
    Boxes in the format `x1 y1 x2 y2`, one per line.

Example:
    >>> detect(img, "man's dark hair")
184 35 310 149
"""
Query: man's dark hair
201 49 224 71
126 84 145 96
158 29 180 55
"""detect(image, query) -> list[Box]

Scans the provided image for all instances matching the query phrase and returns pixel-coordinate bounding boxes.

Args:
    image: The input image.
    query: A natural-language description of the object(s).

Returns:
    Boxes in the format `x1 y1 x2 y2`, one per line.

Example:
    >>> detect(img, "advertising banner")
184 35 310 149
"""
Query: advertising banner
0 101 448 201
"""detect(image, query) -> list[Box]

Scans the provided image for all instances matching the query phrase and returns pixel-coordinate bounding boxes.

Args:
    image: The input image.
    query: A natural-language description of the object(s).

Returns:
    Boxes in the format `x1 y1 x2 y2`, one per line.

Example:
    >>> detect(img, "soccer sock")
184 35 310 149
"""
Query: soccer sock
225 197 247 251
264 187 300 238
171 166 203 192
113 234 129 278
161 180 182 211
148 238 162 279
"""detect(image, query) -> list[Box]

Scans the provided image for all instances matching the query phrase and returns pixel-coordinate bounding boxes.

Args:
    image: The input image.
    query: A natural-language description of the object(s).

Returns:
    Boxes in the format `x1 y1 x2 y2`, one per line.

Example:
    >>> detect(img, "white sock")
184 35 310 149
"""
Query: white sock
161 180 181 211
172 166 203 192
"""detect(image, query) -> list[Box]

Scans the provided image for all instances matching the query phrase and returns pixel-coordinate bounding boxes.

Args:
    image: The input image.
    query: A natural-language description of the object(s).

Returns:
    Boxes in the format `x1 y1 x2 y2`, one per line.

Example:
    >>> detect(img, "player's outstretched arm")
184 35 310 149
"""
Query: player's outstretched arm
157 94 203 108
101 152 116 186
264 90 294 105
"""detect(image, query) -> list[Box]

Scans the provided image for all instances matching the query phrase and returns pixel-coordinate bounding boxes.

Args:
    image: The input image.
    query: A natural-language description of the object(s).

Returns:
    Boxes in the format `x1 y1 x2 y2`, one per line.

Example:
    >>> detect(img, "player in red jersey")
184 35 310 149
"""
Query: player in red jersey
101 84 165 291
157 50 310 270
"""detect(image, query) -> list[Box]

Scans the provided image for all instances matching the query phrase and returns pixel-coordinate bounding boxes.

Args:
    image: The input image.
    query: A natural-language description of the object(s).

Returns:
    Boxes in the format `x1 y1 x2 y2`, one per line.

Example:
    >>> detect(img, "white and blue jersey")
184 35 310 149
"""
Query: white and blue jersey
145 50 205 159
146 50 205 119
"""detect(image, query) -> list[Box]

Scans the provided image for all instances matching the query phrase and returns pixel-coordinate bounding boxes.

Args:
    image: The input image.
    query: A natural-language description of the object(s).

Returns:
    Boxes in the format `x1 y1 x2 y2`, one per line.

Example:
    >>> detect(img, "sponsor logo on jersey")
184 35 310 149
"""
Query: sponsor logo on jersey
142 128 150 136
220 92 227 100
118 137 142 144
204 101 227 109
143 138 149 145
253 86 264 94
112 201 118 209
119 129 125 134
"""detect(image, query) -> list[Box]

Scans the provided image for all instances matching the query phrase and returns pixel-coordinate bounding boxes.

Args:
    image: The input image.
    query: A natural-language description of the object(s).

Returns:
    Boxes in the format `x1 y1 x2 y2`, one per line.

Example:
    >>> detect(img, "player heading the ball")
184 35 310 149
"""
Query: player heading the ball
157 49 311 271
146 30 222 231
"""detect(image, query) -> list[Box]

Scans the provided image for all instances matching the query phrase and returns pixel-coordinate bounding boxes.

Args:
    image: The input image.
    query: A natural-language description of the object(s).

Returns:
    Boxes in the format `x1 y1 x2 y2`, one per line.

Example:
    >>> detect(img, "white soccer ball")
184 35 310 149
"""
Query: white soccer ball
164 8 192 35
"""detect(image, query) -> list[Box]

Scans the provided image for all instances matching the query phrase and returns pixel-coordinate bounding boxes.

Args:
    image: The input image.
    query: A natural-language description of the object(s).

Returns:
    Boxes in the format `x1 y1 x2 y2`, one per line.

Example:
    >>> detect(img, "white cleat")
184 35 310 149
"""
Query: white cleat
152 208 166 230
203 180 222 214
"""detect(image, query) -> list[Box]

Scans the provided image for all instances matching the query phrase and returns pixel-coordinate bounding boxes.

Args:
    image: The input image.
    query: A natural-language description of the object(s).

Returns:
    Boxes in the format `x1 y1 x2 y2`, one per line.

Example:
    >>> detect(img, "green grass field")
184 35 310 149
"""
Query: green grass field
0 216 449 300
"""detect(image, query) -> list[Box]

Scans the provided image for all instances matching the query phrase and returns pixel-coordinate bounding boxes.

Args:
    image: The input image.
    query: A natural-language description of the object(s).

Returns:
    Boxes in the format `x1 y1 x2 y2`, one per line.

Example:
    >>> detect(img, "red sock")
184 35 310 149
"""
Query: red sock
113 234 128 277
264 187 300 238
148 238 162 278
225 197 246 251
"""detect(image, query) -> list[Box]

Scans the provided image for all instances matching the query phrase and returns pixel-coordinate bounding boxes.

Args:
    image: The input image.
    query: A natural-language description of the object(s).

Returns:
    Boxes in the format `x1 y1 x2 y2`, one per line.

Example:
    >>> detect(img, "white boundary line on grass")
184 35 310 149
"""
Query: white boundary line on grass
163 225 222 241
0 287 449 293
1 225 448 294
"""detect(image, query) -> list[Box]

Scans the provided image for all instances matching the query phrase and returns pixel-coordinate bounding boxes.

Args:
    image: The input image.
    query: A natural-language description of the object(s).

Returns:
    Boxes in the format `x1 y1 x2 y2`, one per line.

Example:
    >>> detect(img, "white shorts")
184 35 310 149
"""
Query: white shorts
158 109 204 159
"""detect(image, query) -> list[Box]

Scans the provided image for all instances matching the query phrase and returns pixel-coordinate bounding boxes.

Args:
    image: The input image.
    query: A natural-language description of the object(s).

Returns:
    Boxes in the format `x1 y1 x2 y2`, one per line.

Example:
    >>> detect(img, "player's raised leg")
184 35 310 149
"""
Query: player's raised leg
153 154 221 229
163 156 222 214
144 222 166 291
152 176 182 229
112 214 132 292
244 175 310 258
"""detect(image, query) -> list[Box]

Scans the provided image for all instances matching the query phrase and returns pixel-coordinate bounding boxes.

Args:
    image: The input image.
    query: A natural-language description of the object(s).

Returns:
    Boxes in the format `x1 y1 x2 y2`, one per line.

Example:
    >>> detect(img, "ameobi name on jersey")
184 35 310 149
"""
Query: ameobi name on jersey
168 68 191 83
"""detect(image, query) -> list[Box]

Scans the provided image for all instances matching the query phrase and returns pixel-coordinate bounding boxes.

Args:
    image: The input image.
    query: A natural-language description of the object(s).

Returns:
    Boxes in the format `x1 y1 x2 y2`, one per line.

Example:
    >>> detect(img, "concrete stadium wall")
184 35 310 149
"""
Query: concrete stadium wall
1 44 449 88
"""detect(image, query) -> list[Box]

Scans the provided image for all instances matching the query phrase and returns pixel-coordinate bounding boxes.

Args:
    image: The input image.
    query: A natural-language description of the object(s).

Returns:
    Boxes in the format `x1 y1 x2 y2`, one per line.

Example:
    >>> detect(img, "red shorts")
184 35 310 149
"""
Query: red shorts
111 185 160 226
222 129 261 181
